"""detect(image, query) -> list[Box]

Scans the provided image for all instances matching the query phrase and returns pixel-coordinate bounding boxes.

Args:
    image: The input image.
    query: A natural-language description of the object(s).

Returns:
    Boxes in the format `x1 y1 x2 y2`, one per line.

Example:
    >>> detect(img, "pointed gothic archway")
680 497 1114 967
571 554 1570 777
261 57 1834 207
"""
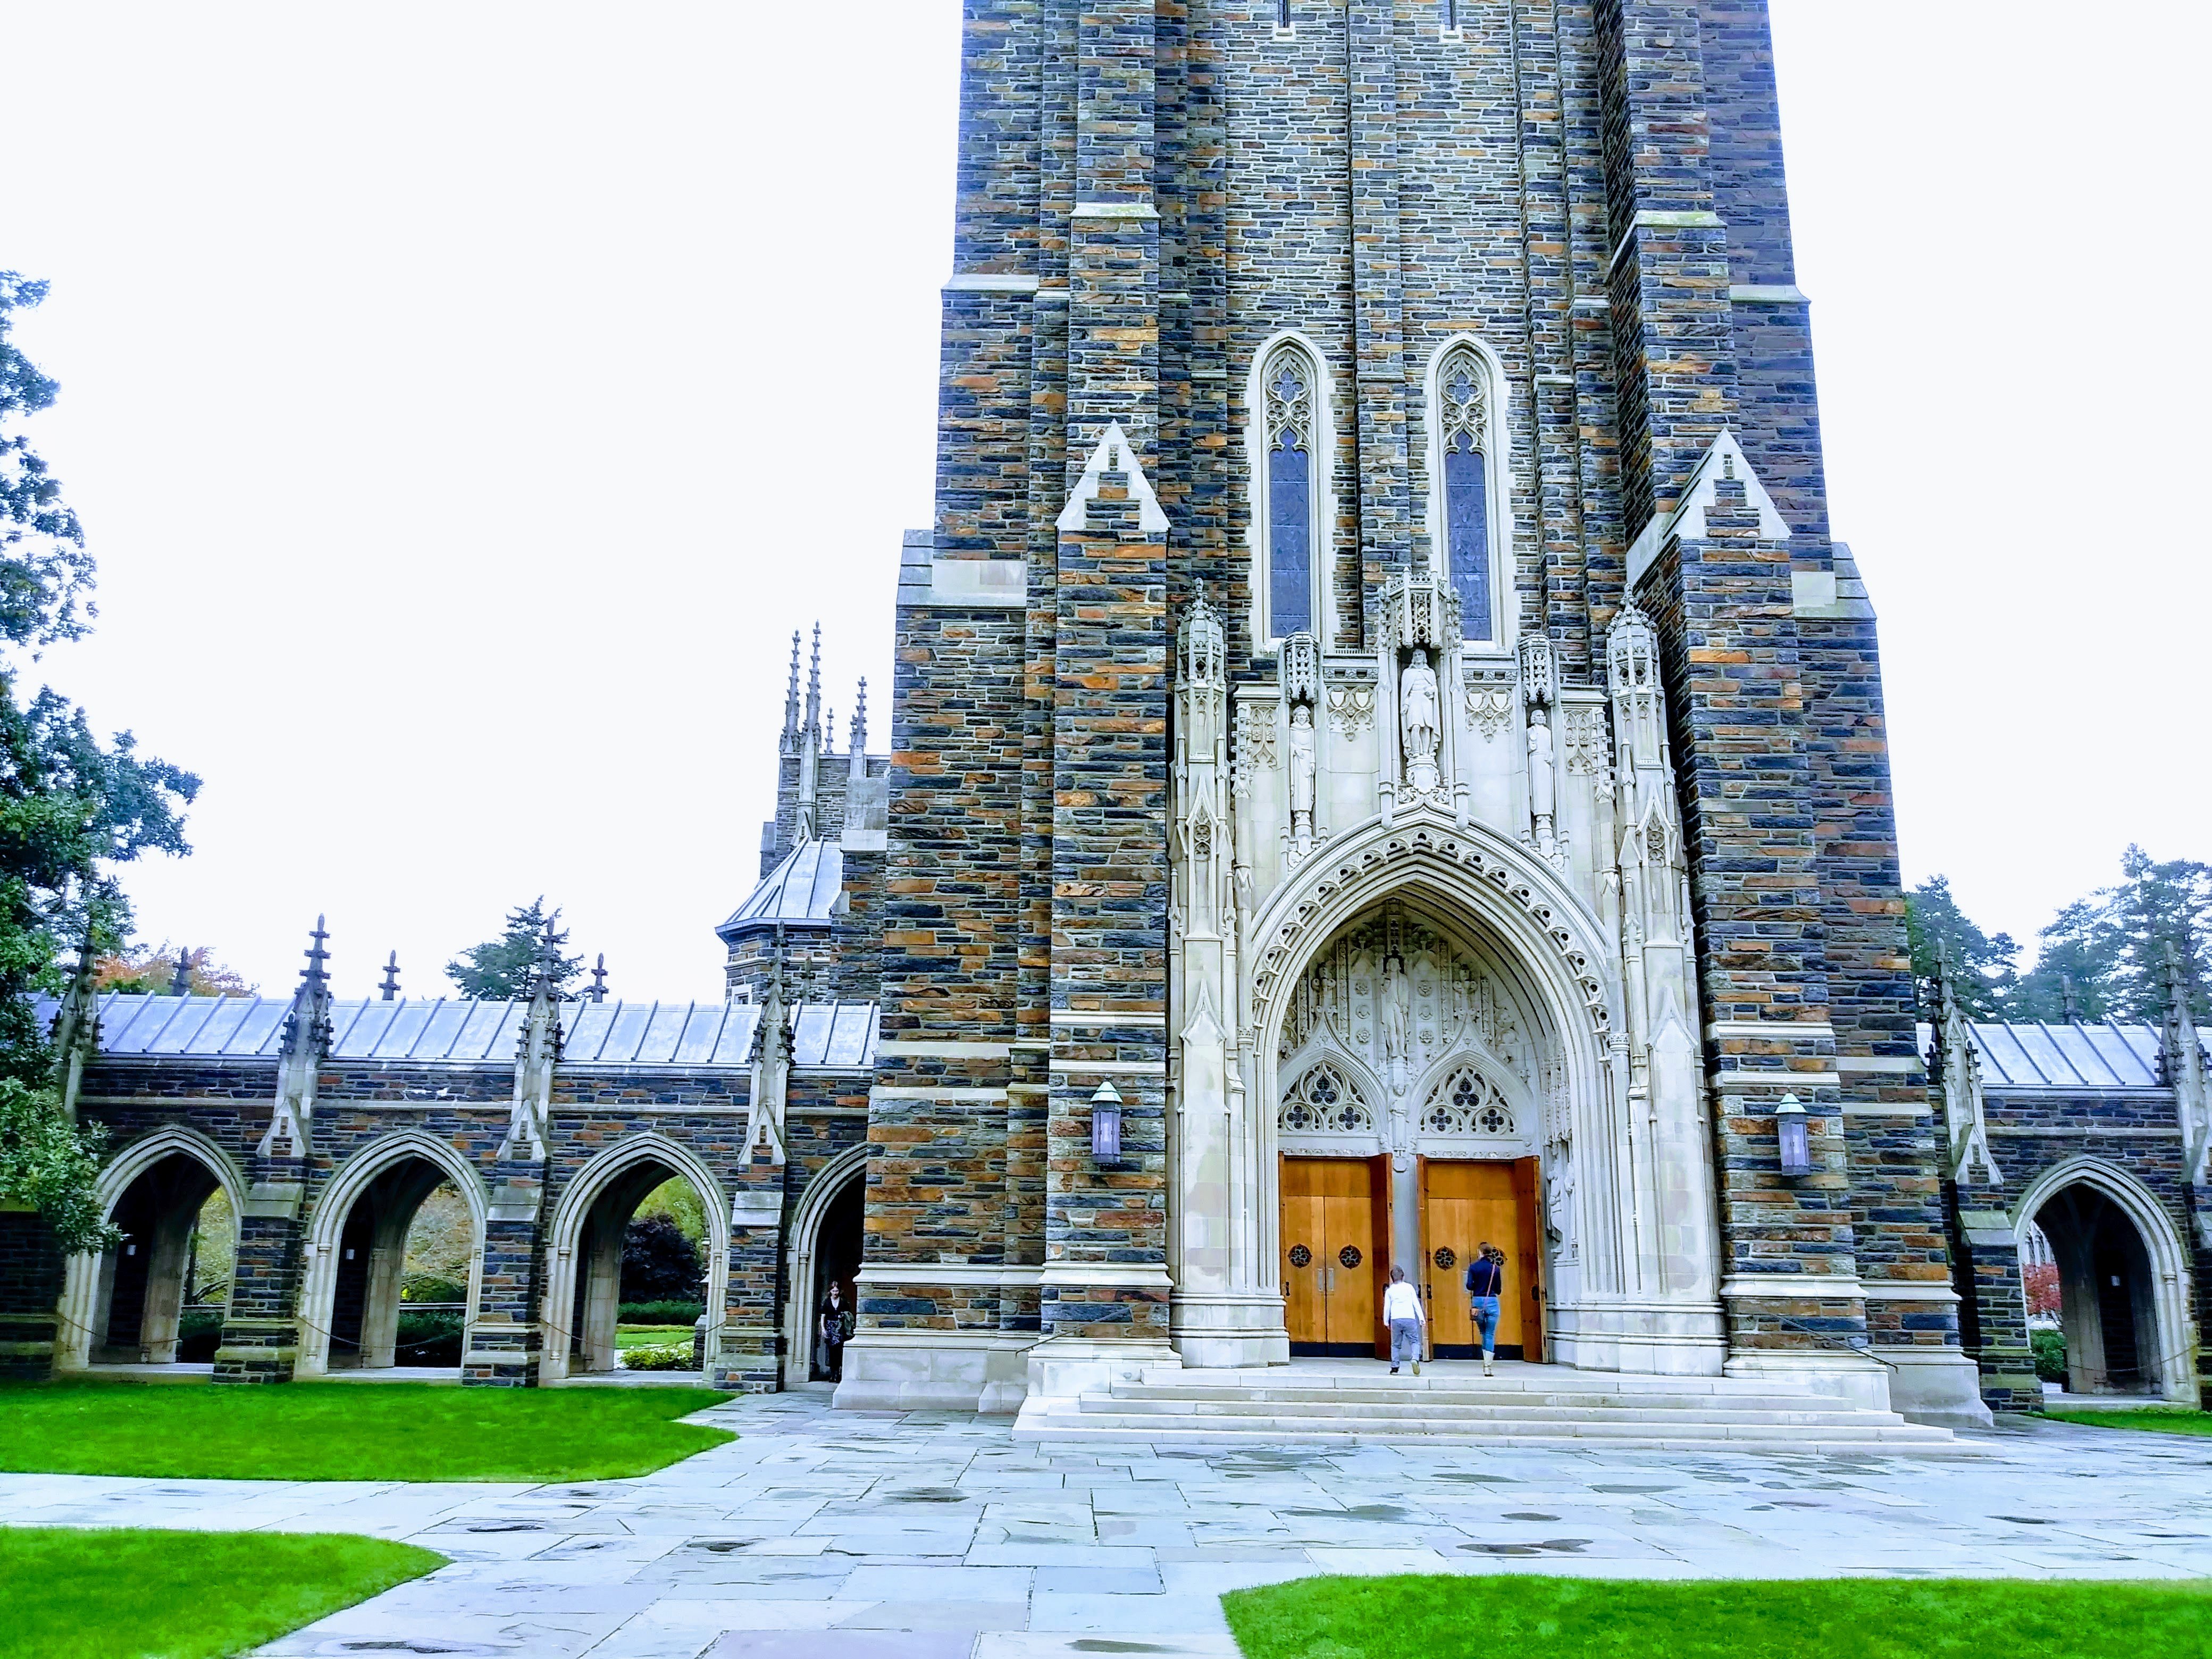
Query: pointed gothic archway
57 1126 247 1371
2013 1157 2196 1404
295 1130 489 1377
541 1134 730 1382
782 1141 868 1388
1241 809 1724 1377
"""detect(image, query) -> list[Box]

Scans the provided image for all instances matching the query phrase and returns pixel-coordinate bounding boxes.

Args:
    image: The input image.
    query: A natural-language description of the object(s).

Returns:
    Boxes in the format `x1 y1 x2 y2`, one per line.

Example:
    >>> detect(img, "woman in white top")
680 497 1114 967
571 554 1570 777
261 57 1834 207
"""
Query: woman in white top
1383 1266 1425 1376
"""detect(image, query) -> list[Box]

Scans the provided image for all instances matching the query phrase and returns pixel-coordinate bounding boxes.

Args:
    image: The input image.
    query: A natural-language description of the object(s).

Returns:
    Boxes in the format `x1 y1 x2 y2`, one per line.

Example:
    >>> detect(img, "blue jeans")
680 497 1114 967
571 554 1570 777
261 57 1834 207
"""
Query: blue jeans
1470 1295 1501 1355
1389 1318 1422 1365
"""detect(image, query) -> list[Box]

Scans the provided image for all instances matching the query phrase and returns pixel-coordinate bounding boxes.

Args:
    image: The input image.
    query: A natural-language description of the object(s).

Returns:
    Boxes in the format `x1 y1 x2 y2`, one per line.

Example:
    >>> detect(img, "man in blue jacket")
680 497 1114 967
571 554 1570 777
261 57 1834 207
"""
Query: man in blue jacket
1464 1243 1503 1376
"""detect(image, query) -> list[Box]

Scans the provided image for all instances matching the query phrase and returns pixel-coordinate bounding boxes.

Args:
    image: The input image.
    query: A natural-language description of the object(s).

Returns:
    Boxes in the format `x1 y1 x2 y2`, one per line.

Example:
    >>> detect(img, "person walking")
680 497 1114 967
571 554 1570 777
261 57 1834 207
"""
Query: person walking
817 1281 854 1383
1465 1242 1504 1376
1383 1266 1425 1376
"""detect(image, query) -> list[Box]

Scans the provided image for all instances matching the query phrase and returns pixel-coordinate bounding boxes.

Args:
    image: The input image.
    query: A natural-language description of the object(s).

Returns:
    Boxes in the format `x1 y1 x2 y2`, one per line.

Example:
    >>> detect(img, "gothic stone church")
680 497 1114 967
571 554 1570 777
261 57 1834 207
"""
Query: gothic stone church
6 0 2210 1435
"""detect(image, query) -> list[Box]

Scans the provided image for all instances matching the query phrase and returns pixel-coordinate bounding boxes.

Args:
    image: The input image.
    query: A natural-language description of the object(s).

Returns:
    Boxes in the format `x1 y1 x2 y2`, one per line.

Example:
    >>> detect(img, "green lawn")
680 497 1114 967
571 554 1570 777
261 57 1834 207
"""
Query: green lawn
1222 1575 2212 1659
2042 1406 2212 1437
614 1324 696 1351
0 1528 443 1659
0 1378 734 1481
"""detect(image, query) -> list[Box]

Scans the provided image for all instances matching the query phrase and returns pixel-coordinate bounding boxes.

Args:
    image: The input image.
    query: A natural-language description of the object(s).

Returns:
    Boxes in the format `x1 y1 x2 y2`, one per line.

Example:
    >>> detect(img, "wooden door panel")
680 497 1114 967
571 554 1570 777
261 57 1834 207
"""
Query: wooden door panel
1283 1191 1324 1347
1322 1190 1375 1347
1284 1158 1378 1354
1422 1161 1527 1358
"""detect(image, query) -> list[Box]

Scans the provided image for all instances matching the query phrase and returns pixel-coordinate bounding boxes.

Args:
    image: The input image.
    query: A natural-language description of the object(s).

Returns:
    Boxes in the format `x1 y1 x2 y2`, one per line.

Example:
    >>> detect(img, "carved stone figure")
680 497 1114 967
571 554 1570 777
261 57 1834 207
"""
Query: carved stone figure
1527 705 1557 859
1287 702 1317 848
1400 648 1441 792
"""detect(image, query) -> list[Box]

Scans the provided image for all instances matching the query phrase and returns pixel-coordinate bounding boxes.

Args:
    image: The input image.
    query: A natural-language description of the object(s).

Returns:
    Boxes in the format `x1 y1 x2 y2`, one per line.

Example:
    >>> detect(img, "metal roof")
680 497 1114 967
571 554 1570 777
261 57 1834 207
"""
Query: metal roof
1918 1019 2167 1091
716 838 844 942
43 994 879 1071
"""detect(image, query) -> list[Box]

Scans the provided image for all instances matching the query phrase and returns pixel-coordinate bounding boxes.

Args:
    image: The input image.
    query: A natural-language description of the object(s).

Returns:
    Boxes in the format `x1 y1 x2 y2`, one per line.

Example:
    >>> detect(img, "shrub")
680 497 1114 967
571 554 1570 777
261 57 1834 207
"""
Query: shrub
620 1214 702 1302
2032 1327 2067 1385
393 1311 464 1367
618 1301 705 1326
620 1343 695 1372
177 1310 224 1363
401 1276 468 1306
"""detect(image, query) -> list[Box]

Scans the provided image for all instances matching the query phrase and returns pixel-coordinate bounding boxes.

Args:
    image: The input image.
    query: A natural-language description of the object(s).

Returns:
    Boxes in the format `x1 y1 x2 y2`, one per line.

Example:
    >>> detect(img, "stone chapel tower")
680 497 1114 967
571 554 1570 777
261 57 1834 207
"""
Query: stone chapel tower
837 0 1988 1428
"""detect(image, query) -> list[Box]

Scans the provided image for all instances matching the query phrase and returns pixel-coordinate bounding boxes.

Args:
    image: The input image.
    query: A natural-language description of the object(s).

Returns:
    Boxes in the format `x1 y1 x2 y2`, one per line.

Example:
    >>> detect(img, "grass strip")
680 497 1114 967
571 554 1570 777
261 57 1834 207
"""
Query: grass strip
0 1528 443 1659
2041 1406 2212 1436
0 1378 733 1481
1222 1573 2212 1659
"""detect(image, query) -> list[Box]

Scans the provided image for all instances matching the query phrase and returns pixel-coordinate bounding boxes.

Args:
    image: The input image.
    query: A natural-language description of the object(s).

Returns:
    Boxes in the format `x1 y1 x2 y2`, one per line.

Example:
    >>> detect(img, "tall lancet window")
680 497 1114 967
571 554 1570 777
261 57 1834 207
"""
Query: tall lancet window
1264 344 1316 640
1438 345 1496 642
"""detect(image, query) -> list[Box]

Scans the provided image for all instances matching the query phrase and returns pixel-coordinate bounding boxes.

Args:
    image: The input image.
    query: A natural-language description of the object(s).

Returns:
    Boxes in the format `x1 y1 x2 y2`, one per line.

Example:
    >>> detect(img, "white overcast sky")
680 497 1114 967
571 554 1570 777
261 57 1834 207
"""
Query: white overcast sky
1 2 2204 999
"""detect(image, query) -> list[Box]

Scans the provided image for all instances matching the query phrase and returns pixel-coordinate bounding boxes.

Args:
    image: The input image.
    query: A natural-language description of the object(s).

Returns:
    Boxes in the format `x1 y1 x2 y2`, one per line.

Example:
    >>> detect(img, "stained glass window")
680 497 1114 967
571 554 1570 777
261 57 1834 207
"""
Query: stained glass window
1264 347 1317 639
1439 348 1494 641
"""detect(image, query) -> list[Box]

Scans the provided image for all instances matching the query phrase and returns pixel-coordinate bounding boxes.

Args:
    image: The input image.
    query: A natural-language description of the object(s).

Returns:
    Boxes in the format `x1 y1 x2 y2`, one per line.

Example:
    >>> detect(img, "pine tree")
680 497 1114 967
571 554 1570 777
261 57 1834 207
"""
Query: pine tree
445 898 584 1000
1903 876 2021 1020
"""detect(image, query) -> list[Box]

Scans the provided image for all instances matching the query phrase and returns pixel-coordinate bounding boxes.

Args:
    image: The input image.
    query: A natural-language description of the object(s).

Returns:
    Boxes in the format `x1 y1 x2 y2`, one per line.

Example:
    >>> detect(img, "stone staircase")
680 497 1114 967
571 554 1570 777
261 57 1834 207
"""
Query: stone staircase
1010 1363 1966 1454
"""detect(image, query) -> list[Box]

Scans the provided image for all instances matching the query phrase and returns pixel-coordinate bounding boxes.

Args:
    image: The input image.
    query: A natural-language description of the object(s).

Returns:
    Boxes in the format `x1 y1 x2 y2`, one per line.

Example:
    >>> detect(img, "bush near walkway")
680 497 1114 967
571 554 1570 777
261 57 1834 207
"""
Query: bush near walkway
1223 1575 2212 1659
0 1378 733 1481
0 1528 443 1659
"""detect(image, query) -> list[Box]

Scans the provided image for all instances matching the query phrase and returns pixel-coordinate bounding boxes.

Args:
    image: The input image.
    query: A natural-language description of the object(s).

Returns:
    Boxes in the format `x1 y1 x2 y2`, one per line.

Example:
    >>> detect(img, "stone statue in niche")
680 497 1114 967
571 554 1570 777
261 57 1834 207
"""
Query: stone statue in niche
1287 702 1317 852
1381 961 1412 1086
1400 648 1441 794
1527 705 1557 861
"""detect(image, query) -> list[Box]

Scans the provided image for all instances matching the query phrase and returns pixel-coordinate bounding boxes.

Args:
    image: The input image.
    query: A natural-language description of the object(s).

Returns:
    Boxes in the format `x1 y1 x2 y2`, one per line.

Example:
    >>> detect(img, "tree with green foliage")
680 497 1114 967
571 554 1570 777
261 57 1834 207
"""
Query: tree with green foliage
2014 845 2211 1024
1903 876 2021 1020
445 897 582 1000
0 273 199 1251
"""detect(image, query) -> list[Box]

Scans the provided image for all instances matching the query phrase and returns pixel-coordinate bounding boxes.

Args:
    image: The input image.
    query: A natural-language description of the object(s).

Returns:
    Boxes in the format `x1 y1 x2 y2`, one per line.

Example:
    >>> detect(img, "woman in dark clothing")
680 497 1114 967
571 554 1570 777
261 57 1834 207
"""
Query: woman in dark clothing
1465 1242 1504 1376
817 1281 855 1382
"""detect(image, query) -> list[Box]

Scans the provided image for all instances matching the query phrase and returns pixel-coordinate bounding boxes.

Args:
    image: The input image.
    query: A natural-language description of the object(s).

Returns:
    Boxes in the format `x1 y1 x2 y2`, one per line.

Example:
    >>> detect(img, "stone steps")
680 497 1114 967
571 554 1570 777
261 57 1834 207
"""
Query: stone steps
1010 1365 1967 1454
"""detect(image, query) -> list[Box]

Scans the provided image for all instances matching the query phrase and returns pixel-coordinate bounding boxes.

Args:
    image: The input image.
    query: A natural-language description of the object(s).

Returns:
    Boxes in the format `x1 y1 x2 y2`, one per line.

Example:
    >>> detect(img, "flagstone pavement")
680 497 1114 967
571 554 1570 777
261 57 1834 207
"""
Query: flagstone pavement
5 1391 2212 1658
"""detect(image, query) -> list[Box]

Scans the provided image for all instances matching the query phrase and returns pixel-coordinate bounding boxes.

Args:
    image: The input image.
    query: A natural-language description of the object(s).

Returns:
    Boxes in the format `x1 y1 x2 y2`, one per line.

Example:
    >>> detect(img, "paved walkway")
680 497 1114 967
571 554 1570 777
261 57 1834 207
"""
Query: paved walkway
5 1392 2212 1658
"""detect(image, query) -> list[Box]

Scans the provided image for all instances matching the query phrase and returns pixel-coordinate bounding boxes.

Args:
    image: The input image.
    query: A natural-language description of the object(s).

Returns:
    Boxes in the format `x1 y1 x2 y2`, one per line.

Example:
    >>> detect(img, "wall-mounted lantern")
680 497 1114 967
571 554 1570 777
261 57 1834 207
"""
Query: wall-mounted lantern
1090 1080 1124 1163
1775 1093 1812 1177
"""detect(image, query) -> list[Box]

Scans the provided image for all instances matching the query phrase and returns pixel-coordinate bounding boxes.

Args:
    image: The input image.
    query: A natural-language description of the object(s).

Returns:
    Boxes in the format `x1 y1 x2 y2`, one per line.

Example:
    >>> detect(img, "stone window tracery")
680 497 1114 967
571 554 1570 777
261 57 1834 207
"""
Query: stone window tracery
1279 1061 1373 1134
1260 340 1319 641
1435 342 1498 644
1420 1065 1518 1136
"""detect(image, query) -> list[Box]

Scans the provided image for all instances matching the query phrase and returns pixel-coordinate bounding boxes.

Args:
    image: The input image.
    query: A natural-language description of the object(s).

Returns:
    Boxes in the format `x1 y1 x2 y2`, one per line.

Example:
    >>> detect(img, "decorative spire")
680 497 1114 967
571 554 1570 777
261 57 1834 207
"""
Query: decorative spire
2060 973 2081 1024
379 950 401 1001
823 705 835 759
2165 936 2210 1186
780 630 803 755
286 918 332 1041
261 916 333 1159
501 915 567 1161
588 952 608 1003
50 928 100 1122
804 621 823 739
167 948 193 998
850 680 869 781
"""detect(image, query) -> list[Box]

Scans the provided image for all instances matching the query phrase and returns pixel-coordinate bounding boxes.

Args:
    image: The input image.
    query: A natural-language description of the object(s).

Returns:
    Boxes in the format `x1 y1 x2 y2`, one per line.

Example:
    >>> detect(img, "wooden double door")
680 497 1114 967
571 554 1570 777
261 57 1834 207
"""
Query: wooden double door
1280 1154 1545 1360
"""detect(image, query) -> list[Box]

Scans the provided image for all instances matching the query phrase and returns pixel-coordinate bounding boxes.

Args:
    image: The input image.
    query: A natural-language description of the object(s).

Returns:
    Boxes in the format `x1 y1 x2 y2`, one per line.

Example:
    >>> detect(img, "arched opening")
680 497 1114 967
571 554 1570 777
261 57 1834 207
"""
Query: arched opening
781 1142 868 1388
805 1174 864 1382
566 1160 713 1376
326 1159 470 1371
2031 1183 2165 1396
92 1154 234 1364
1270 891 1559 1362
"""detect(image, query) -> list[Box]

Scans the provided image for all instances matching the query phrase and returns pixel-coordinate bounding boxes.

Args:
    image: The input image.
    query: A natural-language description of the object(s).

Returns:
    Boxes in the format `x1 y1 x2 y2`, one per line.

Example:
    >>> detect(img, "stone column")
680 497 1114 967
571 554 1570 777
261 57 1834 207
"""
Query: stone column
465 1158 546 1387
715 1177 784 1393
216 1161 306 1384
